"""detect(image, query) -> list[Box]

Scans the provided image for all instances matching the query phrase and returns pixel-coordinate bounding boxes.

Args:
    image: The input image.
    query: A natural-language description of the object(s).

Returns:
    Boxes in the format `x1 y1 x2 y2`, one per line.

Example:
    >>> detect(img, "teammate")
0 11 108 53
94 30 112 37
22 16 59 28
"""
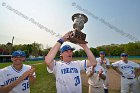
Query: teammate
0 50 36 93
86 64 106 93
45 31 97 93
96 51 110 93
112 53 140 93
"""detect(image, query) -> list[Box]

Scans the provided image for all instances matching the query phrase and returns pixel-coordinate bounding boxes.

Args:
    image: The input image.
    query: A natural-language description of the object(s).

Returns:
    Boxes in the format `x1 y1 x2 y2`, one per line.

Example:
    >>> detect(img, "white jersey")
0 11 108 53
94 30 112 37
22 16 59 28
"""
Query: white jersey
96 57 110 72
0 64 35 93
112 60 140 78
47 60 87 93
86 64 106 88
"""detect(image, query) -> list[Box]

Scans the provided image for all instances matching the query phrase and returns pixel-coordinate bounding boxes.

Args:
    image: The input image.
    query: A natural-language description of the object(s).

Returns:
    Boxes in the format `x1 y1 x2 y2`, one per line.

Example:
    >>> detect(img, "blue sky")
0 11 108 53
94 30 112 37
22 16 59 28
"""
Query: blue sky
0 0 140 50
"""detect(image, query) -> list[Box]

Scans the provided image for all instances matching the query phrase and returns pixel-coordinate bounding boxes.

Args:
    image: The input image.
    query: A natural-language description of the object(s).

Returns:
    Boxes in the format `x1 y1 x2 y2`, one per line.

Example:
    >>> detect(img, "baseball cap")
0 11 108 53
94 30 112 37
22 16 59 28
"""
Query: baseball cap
99 51 105 54
61 45 75 53
12 50 26 57
120 53 128 57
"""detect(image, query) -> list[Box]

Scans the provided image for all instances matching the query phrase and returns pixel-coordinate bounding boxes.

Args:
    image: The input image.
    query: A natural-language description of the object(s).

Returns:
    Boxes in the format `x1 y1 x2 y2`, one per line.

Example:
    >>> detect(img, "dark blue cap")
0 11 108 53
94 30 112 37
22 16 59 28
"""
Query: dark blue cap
120 53 128 57
61 45 75 53
12 50 26 57
99 51 105 54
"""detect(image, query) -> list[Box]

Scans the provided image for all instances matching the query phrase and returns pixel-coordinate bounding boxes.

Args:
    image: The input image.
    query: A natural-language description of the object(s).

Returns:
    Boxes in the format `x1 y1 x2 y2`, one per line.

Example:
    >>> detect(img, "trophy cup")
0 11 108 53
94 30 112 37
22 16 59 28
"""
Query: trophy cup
68 13 88 44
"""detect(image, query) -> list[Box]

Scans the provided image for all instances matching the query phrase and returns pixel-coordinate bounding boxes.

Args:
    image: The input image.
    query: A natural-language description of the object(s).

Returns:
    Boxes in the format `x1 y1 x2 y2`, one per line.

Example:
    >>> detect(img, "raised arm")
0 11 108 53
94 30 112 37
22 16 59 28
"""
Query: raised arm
45 32 70 70
79 44 97 67
45 42 61 69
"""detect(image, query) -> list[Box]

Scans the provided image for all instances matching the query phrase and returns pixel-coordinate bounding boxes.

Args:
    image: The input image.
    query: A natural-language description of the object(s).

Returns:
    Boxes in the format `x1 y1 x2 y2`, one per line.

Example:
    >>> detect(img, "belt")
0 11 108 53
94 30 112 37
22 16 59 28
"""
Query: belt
122 76 135 79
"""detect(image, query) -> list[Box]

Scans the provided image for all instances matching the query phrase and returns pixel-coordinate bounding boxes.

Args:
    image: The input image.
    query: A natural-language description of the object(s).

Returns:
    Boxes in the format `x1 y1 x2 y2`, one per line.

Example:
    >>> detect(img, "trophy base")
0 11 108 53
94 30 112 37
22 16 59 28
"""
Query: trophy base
68 30 88 44
69 37 88 44
69 30 88 44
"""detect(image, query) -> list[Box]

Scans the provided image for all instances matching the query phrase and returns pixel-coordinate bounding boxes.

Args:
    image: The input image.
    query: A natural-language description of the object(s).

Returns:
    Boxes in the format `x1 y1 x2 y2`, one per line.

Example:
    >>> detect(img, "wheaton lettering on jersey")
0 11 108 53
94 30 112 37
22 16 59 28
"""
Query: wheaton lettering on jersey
61 68 78 74
121 65 133 69
4 76 28 85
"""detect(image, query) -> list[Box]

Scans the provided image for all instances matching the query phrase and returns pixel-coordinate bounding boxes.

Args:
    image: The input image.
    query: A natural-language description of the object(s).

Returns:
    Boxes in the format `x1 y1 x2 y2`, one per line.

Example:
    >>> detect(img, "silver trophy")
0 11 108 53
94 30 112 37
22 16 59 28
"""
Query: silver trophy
68 13 88 44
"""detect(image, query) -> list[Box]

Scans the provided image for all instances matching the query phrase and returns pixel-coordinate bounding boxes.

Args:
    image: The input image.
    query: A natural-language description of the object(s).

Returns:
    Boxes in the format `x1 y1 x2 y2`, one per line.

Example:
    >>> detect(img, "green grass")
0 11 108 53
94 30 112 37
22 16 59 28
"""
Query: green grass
30 63 56 93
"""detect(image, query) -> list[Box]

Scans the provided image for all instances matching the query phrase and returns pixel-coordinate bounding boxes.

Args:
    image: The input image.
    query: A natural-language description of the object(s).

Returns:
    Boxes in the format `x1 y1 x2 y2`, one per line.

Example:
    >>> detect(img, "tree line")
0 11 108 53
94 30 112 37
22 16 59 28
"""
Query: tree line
0 41 140 57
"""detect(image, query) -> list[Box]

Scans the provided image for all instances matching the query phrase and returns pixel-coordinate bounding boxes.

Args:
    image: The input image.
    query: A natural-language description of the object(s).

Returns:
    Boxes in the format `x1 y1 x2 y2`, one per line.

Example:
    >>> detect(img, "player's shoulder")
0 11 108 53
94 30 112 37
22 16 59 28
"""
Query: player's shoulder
112 60 122 64
55 60 65 65
0 65 11 70
96 57 100 60
115 60 122 63
128 60 139 65
0 65 11 73
96 57 101 63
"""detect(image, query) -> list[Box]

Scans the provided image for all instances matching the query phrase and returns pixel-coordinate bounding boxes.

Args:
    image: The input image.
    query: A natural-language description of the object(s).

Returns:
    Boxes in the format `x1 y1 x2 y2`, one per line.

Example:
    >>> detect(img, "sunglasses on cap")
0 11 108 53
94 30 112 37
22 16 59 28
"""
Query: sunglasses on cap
100 53 105 55
121 55 128 57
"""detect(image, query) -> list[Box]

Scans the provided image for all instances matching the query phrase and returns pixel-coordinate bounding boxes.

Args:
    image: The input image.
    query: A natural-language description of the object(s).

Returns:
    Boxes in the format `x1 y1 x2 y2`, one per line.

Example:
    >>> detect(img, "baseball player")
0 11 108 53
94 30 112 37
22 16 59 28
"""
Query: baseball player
96 51 110 93
45 31 97 93
112 53 140 93
0 50 36 93
86 64 106 93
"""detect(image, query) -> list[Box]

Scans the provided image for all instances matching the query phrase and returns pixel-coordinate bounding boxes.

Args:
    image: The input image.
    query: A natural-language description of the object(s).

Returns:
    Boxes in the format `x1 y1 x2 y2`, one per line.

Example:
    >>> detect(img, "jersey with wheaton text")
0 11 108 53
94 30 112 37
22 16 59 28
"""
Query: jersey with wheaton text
0 64 35 93
47 60 87 93
112 60 140 78
86 64 106 87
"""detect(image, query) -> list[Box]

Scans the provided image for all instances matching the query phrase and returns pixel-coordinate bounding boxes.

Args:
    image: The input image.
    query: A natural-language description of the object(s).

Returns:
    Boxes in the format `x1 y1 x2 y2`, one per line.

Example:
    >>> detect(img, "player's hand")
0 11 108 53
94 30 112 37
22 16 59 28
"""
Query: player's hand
103 59 107 64
20 67 35 80
90 66 94 74
28 66 35 77
92 65 96 71
20 70 31 80
98 69 103 77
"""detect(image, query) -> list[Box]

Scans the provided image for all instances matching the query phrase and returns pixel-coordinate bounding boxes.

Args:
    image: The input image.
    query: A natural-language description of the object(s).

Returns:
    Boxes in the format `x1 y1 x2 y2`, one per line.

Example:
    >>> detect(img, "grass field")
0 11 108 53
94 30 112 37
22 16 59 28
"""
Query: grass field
0 58 140 93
